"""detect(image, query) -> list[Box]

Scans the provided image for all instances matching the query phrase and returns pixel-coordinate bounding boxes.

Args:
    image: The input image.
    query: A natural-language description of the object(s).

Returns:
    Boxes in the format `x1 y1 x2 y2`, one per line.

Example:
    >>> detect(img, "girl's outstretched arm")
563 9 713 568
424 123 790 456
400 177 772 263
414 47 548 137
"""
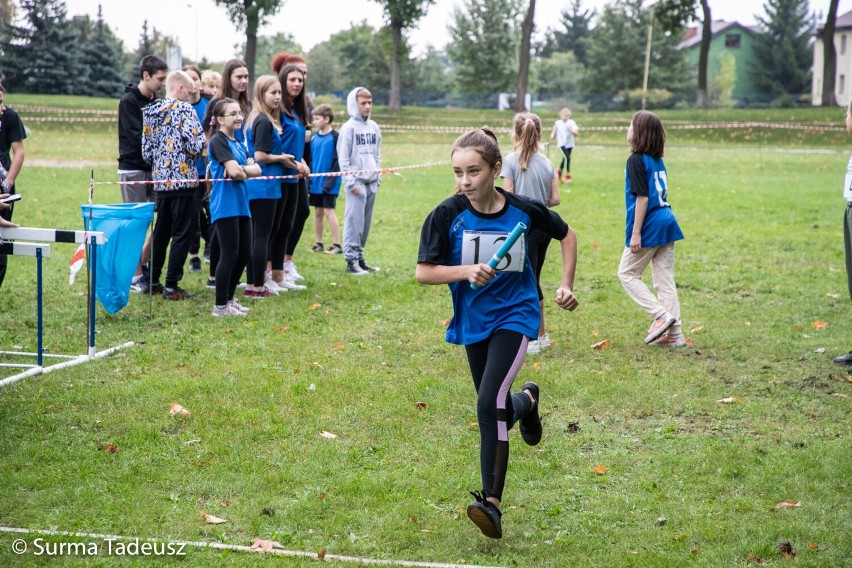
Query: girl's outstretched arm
416 262 496 288
555 227 579 311
630 195 648 253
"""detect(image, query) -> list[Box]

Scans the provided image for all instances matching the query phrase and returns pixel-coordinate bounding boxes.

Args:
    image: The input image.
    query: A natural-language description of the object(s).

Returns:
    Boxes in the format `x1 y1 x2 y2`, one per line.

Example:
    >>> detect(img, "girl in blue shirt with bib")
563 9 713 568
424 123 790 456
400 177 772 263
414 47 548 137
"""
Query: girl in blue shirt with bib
416 128 579 539
617 111 685 346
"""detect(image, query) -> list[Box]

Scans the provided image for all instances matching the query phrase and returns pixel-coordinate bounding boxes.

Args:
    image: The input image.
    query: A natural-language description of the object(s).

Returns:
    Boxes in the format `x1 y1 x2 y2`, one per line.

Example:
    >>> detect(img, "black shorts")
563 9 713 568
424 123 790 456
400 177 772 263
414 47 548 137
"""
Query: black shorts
309 193 338 209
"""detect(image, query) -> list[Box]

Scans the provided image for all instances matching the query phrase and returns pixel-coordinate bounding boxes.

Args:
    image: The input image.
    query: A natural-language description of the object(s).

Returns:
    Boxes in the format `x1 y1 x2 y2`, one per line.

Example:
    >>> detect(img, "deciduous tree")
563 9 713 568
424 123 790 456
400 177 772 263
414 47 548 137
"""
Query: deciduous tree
374 0 435 110
654 0 712 108
213 0 285 86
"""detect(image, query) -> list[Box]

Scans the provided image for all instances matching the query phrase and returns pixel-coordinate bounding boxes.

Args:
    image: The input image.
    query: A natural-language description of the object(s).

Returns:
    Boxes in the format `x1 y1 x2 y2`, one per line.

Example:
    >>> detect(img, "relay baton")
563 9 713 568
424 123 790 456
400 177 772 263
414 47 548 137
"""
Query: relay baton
470 221 527 290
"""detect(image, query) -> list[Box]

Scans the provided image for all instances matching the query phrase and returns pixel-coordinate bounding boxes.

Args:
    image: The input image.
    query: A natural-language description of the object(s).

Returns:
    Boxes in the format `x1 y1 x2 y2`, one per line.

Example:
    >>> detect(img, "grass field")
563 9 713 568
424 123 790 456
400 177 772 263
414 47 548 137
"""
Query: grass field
0 95 850 567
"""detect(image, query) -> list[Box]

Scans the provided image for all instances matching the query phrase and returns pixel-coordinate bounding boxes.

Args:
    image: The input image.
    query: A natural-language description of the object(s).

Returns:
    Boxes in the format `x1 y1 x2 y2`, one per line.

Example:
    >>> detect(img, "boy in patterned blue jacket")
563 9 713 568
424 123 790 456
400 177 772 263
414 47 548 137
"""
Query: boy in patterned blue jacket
142 70 205 300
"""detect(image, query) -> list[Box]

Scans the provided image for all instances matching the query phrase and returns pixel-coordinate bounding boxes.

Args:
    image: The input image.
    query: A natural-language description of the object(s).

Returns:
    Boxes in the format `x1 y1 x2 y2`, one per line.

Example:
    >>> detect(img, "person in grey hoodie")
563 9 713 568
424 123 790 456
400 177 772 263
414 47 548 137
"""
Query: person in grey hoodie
337 87 382 275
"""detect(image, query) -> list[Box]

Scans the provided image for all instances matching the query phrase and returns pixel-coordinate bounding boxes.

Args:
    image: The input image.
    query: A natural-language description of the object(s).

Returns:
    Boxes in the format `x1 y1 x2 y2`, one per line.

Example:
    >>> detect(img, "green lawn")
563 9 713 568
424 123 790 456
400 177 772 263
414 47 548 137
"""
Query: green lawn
0 97 849 567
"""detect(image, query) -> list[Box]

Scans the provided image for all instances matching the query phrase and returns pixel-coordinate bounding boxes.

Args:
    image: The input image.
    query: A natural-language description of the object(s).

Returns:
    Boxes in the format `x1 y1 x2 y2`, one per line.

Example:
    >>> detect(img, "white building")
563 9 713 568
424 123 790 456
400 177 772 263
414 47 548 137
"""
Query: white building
812 9 852 106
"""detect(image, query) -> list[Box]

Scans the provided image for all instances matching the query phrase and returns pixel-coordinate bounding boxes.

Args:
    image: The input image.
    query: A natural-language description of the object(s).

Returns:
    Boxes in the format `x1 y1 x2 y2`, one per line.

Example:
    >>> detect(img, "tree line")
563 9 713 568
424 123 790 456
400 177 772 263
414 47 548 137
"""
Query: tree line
0 0 828 110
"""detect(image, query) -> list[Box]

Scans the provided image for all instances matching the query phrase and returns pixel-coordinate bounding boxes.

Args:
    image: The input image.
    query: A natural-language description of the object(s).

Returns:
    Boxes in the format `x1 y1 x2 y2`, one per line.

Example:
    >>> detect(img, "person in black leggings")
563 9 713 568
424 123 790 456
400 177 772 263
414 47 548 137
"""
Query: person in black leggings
416 128 579 539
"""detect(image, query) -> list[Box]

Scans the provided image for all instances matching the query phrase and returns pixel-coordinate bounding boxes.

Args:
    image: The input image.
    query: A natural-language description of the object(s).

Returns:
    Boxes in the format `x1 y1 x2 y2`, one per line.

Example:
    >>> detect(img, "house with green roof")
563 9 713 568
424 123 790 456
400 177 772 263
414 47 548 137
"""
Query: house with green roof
678 20 764 104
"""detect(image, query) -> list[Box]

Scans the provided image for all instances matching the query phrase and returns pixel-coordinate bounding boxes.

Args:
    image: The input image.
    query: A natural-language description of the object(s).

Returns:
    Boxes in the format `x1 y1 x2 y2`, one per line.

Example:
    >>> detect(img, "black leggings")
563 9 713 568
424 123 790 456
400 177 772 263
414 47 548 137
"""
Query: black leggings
464 329 533 501
271 183 298 270
559 146 573 173
285 178 310 257
247 198 281 286
213 216 251 306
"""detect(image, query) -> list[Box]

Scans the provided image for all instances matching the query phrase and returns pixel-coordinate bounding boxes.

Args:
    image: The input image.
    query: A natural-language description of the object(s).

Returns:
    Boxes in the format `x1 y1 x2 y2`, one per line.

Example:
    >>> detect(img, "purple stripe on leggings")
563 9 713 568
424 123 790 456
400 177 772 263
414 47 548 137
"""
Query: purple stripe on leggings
496 336 529 441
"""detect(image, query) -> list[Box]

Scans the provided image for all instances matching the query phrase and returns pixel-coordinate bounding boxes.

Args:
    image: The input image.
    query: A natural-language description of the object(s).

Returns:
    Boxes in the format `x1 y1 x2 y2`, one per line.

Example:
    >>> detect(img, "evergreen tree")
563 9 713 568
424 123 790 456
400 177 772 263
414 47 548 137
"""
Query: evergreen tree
78 6 125 97
447 0 523 95
751 0 813 96
583 0 691 107
539 0 595 65
0 0 81 94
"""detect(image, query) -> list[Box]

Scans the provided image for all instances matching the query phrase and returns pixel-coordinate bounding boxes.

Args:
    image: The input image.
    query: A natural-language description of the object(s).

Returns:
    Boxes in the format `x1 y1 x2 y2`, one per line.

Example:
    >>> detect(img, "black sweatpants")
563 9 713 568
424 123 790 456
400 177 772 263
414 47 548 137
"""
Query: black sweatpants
0 189 14 288
247 197 281 286
271 183 298 270
151 192 198 288
559 146 573 173
285 178 310 257
214 216 251 306
464 329 533 501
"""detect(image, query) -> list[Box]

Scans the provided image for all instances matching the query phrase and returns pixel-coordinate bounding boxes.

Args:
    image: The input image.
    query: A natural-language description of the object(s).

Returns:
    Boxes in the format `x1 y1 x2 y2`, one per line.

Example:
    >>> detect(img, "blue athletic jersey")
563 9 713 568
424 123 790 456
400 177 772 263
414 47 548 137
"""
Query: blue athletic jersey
246 114 284 200
208 132 251 223
418 189 570 345
280 110 306 177
624 153 684 248
310 130 341 196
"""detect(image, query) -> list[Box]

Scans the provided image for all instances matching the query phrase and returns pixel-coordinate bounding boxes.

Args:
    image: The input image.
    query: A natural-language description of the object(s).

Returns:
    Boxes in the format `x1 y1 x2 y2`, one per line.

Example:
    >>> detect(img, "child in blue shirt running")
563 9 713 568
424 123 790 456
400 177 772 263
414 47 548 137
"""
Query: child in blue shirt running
416 128 579 539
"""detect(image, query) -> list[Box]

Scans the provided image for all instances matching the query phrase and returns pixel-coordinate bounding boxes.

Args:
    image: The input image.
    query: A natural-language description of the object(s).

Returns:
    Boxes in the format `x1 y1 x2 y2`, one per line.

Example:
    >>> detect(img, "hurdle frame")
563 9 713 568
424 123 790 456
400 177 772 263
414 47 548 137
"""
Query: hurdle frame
0 227 134 388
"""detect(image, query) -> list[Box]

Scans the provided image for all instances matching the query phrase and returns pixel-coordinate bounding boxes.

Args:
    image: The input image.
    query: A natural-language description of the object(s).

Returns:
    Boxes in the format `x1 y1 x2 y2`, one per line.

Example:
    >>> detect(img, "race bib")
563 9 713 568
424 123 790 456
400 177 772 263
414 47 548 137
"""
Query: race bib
461 230 526 272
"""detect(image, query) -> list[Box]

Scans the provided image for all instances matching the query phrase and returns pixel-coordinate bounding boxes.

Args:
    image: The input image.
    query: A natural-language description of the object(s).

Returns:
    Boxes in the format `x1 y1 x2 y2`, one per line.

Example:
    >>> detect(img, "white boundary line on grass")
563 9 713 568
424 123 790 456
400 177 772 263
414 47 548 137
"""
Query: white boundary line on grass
0 526 506 568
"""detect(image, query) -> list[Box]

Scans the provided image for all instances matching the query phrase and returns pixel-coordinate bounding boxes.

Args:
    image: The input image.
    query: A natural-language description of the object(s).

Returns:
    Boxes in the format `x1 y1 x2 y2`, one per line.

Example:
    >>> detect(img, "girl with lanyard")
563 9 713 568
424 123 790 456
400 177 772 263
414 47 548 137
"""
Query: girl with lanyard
207 98 261 316
416 128 579 539
268 63 310 291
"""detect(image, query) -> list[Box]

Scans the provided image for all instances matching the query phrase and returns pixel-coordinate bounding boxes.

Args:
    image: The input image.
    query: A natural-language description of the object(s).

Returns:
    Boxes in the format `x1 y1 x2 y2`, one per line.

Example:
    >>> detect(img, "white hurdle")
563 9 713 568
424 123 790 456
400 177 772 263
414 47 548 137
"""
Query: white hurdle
0 226 133 388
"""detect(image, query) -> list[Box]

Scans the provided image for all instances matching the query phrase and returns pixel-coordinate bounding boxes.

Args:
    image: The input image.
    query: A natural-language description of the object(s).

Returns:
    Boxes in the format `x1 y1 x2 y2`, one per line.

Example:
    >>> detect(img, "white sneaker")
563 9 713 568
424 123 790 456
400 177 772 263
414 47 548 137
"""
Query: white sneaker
263 280 281 295
283 260 304 282
275 278 307 291
527 339 541 355
212 304 245 317
228 299 250 313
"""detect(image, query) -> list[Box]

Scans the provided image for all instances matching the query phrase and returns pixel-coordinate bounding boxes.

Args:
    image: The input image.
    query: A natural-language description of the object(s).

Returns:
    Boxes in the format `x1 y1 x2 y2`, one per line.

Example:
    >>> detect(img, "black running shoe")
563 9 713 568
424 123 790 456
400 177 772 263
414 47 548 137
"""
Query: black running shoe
466 490 502 539
358 258 380 272
520 381 542 446
189 256 202 273
162 286 192 300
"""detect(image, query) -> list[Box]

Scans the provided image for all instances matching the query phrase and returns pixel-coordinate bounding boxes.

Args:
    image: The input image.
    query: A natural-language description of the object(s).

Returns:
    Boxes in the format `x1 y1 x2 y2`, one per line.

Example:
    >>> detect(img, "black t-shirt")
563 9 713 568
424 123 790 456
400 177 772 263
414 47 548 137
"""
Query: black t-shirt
0 106 27 171
252 115 275 154
626 152 650 197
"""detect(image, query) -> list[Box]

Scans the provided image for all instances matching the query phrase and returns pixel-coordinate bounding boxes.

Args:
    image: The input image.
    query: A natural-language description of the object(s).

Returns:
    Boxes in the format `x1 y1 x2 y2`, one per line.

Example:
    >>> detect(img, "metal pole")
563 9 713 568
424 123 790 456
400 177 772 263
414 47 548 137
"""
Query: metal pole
89 235 97 357
36 247 43 367
642 21 653 111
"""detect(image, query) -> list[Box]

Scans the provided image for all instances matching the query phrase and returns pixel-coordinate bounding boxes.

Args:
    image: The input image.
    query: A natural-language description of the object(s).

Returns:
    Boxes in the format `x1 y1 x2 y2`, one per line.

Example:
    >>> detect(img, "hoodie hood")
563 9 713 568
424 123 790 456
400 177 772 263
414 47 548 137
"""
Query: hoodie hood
346 87 370 123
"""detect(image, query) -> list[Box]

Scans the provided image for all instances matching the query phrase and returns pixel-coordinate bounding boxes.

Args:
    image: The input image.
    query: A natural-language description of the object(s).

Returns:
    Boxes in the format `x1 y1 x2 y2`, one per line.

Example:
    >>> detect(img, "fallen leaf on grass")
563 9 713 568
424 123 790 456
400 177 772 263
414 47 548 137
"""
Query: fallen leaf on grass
811 320 827 330
415 402 427 410
827 292 840 299
831 392 848 398
744 321 751 327
170 403 190 416
320 431 338 439
309 303 322 310
200 511 227 524
333 344 345 350
309 361 324 369
590 464 608 475
101 443 119 454
273 326 290 334
718 396 742 404
532 362 540 370
440 319 451 326
747 554 764 565
317 548 326 559
775 501 801 509
590 330 599 337
691 326 703 333
591 241 599 249
808 543 818 550
592 339 610 350
467 419 479 428
814 347 826 353
323 309 332 315
249 538 285 553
